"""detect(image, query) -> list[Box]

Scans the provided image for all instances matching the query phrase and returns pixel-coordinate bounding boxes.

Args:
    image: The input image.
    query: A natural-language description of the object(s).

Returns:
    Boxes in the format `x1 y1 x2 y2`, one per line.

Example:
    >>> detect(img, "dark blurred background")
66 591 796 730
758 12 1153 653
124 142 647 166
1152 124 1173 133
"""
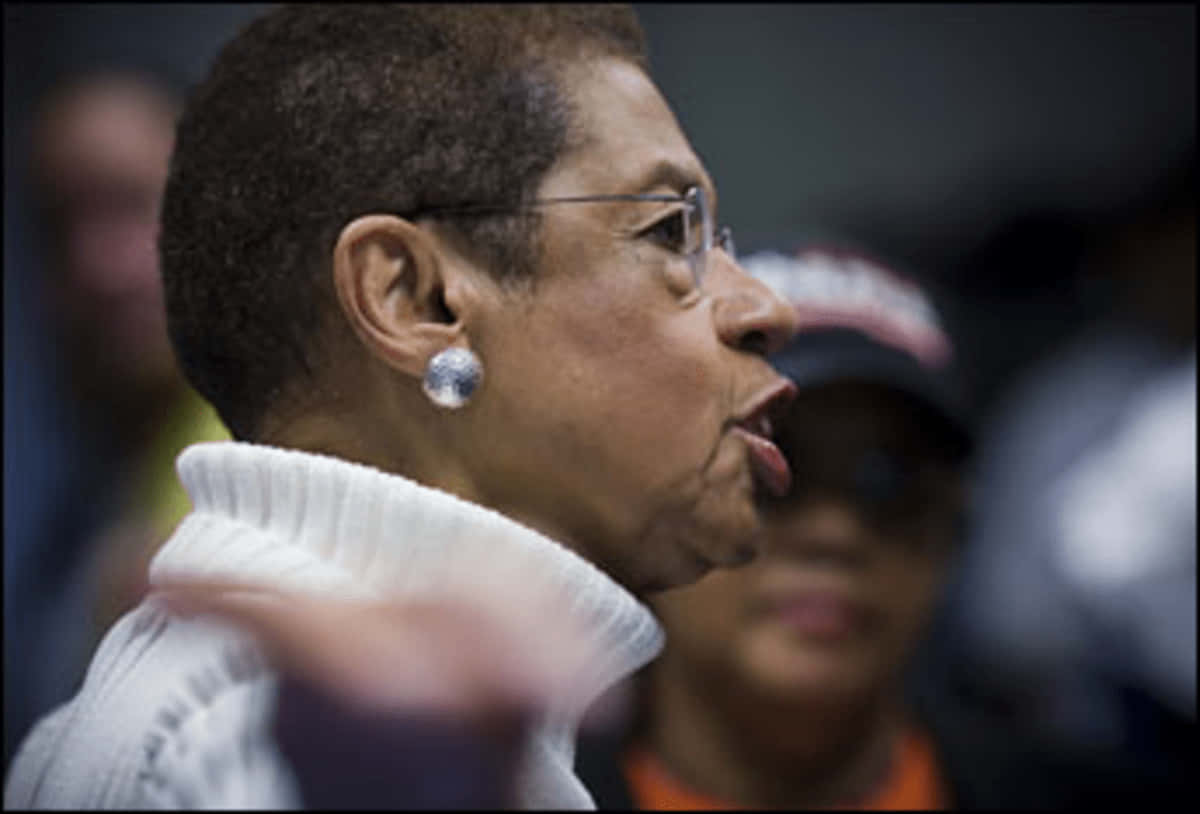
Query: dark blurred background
5 1 1194 782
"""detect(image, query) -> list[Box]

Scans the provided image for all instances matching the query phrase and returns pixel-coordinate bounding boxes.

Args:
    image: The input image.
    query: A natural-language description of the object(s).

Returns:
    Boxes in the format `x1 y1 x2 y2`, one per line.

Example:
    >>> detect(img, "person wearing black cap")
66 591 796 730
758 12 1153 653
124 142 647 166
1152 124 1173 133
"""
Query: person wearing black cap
576 248 1161 810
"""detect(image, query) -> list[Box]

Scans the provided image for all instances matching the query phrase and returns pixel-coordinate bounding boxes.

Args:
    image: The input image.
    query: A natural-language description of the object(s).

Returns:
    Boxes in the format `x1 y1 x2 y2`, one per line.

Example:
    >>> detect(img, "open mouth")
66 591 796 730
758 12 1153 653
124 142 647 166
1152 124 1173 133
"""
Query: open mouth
733 380 796 498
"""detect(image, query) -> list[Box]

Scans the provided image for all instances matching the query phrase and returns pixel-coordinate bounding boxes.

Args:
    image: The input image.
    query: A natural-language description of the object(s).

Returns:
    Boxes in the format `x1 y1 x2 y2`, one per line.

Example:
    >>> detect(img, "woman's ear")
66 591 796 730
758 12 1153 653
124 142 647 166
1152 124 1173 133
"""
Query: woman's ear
332 215 477 380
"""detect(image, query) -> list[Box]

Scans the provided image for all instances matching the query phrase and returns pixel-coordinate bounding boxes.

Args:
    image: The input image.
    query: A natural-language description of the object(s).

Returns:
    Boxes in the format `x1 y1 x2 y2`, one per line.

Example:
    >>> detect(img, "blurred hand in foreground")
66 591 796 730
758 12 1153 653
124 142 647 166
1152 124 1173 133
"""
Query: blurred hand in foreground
159 580 598 808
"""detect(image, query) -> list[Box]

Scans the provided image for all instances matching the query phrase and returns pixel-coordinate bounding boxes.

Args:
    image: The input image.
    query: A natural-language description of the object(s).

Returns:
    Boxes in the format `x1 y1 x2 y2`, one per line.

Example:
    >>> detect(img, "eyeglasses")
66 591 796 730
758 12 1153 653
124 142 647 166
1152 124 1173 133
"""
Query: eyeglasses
403 185 735 291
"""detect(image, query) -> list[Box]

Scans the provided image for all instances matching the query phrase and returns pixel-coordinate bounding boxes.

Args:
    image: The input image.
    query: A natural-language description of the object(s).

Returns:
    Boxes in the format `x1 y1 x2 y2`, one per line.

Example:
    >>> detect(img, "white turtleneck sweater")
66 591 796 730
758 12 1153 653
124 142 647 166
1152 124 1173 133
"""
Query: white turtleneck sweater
5 442 663 809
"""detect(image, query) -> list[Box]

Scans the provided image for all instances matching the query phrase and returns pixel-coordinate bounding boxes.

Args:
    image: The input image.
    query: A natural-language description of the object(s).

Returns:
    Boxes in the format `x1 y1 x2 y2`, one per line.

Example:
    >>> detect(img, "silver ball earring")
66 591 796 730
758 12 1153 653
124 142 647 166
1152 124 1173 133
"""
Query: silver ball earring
422 347 483 409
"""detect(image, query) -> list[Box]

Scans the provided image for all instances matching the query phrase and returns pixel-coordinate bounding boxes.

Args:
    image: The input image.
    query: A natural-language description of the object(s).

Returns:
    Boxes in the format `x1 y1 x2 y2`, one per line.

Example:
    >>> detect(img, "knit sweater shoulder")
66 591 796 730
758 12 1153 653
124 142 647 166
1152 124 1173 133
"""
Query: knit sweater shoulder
5 442 664 809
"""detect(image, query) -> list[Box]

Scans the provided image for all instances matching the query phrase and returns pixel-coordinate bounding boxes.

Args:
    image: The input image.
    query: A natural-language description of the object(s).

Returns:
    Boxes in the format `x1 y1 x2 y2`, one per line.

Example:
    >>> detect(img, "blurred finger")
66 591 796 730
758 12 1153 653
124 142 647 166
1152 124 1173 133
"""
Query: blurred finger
155 578 593 717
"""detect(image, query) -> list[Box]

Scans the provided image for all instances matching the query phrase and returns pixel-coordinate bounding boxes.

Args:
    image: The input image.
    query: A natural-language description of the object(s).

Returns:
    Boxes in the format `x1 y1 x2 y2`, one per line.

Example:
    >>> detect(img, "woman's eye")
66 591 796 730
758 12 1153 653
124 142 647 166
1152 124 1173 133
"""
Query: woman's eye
641 210 686 253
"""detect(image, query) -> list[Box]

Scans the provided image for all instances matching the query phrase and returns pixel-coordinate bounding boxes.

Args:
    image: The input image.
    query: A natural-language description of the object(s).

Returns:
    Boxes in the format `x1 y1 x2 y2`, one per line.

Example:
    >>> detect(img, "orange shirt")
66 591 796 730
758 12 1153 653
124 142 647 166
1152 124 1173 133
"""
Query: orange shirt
623 726 949 811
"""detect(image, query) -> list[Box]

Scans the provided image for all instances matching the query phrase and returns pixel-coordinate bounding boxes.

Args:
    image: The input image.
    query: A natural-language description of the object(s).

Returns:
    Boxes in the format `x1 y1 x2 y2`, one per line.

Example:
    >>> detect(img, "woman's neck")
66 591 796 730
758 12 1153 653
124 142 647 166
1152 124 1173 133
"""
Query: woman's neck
644 659 906 809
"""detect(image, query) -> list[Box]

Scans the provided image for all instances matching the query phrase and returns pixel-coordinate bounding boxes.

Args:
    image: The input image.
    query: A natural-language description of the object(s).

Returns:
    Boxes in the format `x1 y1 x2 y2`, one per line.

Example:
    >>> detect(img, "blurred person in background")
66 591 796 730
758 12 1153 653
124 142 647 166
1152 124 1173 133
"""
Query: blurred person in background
30 66 232 633
938 153 1195 779
5 65 229 769
6 5 799 808
577 248 1171 809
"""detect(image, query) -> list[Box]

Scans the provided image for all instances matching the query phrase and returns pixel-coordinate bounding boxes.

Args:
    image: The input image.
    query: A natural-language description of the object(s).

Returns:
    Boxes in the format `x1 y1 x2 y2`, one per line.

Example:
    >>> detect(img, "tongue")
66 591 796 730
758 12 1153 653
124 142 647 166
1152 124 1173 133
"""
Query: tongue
745 432 792 497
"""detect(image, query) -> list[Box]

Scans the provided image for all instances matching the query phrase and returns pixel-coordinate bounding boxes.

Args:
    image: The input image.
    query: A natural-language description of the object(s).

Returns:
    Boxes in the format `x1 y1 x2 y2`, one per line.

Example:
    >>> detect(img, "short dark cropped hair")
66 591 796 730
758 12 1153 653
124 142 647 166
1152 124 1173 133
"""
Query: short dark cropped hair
160 4 647 440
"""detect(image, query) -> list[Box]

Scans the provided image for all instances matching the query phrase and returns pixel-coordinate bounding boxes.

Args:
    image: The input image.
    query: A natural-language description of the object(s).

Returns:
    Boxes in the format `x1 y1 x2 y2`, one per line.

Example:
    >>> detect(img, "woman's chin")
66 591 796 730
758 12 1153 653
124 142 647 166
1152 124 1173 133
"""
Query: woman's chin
705 503 769 568
636 547 715 594
631 482 766 593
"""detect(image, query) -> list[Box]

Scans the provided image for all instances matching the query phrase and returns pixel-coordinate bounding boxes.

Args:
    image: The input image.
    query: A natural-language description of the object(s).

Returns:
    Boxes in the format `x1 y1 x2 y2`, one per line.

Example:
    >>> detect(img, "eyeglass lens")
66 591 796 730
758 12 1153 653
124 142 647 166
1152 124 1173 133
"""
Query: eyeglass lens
684 186 710 287
682 186 736 289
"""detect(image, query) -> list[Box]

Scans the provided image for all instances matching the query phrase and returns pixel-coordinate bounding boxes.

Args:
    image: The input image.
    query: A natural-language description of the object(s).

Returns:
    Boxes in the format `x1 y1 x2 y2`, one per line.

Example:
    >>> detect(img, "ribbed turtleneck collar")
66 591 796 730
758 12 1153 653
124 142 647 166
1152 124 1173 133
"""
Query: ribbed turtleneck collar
149 441 663 788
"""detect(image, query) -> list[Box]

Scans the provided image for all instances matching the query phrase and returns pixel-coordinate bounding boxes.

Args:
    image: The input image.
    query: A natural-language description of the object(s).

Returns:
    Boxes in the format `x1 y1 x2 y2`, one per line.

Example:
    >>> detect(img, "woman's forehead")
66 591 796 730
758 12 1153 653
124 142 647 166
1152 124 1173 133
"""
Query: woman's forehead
543 58 715 202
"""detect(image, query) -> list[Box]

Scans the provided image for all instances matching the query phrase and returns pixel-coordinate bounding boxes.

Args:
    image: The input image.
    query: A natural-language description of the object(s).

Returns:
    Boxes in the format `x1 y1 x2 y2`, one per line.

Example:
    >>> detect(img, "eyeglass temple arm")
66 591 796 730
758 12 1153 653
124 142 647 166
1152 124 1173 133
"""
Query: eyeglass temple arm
406 192 687 218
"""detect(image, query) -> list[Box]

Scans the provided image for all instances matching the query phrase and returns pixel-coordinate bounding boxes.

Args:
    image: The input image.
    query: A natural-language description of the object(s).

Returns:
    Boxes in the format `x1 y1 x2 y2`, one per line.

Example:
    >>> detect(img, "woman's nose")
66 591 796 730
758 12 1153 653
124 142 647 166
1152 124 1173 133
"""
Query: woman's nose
709 254 797 356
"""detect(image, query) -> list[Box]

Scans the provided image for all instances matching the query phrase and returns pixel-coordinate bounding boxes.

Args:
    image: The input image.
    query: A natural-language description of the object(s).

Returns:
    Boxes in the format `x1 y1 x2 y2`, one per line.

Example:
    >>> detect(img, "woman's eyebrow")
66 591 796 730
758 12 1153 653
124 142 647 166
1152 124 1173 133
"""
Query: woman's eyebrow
629 159 721 221
630 159 705 197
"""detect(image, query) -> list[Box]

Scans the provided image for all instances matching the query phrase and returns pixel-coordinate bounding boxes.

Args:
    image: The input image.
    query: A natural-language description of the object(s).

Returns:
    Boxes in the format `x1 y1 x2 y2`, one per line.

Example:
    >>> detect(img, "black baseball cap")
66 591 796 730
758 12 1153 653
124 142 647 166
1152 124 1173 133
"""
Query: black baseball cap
745 247 973 460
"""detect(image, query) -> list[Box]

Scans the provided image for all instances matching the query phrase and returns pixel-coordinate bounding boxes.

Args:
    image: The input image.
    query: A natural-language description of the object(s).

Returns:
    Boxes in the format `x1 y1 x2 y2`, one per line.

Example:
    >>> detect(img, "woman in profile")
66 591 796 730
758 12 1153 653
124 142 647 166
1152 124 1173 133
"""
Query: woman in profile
5 4 796 810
